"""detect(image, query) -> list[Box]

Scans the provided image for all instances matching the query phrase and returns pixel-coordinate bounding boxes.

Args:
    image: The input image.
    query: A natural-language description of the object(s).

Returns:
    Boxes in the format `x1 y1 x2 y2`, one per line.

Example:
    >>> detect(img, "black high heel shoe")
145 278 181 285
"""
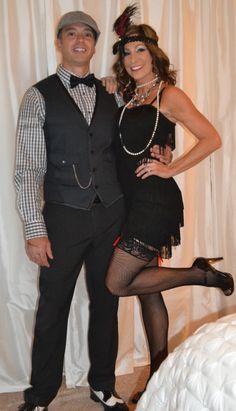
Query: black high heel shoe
192 257 234 296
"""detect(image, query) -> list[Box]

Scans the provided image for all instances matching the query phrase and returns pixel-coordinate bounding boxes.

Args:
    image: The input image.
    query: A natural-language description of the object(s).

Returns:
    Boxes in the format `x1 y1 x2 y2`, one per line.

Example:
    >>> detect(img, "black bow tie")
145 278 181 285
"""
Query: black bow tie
70 73 95 88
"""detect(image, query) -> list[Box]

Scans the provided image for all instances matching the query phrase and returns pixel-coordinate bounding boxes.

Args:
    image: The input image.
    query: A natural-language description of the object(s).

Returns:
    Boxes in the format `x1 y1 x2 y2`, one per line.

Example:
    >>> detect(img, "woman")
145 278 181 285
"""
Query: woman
105 6 234 403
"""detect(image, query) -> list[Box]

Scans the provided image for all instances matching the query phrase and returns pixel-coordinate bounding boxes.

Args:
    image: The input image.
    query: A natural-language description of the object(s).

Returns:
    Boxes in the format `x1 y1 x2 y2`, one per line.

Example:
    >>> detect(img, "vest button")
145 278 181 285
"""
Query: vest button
95 185 98 189
89 132 93 137
92 167 96 172
91 150 94 154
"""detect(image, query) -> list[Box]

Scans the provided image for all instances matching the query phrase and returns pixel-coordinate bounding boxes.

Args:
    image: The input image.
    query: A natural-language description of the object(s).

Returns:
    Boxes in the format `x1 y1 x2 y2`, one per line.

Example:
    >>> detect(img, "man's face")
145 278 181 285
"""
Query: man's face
56 22 96 73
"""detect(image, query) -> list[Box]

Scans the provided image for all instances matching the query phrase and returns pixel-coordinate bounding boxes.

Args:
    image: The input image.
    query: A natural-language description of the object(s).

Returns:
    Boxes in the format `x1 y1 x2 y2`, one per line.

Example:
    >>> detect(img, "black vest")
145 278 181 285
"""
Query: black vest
35 75 123 209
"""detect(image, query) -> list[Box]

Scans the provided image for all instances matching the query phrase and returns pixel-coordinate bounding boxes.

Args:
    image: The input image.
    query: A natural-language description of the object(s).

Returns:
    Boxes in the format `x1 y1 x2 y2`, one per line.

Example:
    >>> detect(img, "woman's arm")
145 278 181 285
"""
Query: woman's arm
136 86 221 179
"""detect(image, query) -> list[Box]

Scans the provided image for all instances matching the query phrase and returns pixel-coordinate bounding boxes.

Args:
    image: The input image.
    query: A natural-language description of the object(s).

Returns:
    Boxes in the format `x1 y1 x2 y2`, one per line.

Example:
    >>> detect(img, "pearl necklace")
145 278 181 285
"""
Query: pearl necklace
131 75 159 107
136 75 158 89
131 81 158 107
119 81 163 156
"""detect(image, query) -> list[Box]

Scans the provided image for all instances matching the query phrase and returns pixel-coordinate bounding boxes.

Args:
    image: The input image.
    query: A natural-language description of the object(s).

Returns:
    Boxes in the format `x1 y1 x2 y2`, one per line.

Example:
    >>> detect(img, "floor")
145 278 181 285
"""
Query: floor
0 366 149 411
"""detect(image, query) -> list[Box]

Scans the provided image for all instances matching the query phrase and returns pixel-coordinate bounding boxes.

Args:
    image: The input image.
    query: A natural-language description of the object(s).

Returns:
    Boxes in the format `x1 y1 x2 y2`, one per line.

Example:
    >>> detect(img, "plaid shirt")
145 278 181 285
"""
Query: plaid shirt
15 65 122 240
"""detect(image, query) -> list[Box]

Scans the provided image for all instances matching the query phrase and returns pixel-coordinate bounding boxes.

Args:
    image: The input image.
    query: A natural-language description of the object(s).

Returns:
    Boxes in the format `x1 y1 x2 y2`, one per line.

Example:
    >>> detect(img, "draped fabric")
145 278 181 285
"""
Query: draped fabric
0 0 235 392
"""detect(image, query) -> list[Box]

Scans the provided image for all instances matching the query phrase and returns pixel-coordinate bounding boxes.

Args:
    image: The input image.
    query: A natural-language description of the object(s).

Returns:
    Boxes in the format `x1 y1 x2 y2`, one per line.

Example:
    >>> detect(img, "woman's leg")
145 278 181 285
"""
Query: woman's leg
138 258 168 377
106 248 232 297
132 292 168 403
139 292 168 377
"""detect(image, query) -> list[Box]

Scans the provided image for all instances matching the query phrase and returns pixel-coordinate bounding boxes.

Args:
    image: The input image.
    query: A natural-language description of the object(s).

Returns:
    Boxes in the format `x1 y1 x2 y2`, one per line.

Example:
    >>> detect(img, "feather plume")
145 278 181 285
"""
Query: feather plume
113 4 138 37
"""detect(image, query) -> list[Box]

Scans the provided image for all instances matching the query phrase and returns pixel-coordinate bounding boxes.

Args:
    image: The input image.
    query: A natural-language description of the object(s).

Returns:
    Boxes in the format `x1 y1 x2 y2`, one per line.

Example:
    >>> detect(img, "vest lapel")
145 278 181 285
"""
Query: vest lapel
55 75 89 128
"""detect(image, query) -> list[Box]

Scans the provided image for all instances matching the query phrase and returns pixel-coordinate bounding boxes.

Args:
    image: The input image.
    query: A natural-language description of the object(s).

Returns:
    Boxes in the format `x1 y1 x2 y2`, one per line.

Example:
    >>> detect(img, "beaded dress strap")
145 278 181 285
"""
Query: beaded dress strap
149 95 157 105
159 87 166 103
149 86 165 106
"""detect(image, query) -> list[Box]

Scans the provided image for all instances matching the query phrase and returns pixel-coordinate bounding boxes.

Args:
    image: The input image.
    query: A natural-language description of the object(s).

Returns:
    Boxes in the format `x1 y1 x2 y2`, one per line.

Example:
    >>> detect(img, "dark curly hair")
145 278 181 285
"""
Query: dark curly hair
113 24 176 102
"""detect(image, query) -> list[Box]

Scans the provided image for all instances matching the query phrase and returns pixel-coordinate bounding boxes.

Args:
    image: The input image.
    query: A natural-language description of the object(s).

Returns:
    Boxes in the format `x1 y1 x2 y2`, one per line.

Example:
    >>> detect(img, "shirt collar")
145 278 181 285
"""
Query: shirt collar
56 64 91 87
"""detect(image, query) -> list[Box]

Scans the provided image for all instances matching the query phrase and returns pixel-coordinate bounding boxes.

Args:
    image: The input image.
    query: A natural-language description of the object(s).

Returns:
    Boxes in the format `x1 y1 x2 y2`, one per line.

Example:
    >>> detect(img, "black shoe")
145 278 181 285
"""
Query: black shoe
17 403 48 411
192 257 234 296
90 388 129 410
131 390 144 404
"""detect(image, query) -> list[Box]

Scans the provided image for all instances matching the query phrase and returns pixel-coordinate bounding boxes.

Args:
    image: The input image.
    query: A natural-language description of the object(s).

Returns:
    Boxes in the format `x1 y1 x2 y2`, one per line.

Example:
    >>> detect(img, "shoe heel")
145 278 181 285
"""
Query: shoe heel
192 257 223 269
206 257 223 264
90 390 100 403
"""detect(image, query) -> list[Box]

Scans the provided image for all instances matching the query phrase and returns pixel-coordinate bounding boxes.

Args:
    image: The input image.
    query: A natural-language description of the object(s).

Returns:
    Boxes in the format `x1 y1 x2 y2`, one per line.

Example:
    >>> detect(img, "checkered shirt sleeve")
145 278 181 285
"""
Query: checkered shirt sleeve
14 87 47 240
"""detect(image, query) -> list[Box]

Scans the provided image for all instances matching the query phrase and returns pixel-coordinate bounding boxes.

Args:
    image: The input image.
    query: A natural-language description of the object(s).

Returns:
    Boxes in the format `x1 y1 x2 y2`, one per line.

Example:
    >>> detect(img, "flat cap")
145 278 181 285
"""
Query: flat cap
56 11 100 40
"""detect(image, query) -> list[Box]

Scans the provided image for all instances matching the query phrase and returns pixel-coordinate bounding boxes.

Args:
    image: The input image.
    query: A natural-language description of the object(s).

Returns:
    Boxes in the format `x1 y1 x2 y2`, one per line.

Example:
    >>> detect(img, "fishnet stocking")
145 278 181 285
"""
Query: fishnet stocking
138 258 169 380
138 292 168 379
106 248 205 297
106 250 233 403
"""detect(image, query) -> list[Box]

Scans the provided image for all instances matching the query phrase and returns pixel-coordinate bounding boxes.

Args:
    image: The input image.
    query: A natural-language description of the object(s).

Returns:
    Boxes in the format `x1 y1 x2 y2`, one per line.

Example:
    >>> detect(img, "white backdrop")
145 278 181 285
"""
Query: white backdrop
0 0 236 393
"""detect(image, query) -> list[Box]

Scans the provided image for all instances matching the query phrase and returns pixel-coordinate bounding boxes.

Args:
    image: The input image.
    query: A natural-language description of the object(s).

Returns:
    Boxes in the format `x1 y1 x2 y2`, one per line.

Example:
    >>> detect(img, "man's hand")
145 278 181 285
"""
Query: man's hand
101 76 118 94
150 144 173 164
26 237 53 267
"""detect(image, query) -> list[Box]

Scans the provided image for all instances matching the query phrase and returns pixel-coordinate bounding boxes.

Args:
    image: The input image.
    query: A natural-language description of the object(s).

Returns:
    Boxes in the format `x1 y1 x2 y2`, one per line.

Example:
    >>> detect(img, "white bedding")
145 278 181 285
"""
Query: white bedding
136 314 236 411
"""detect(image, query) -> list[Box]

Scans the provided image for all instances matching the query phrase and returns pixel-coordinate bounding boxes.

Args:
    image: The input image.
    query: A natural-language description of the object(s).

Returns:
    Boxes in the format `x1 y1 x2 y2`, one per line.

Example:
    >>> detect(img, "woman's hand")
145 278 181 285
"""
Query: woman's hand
150 145 173 164
135 159 173 179
101 76 118 94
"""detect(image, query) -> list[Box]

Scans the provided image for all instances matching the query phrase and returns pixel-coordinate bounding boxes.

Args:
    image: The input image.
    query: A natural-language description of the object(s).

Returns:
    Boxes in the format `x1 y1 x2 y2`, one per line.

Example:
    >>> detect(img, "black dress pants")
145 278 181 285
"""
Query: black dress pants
24 198 125 406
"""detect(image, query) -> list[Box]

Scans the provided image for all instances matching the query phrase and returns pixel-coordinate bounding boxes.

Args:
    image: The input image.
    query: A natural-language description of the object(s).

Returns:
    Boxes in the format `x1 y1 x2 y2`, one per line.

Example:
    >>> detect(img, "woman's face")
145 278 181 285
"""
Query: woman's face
123 41 154 85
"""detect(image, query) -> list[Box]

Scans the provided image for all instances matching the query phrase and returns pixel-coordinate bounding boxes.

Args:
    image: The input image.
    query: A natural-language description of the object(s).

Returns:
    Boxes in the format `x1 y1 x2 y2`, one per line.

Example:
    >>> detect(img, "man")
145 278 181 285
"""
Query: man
15 10 171 411
15 10 128 411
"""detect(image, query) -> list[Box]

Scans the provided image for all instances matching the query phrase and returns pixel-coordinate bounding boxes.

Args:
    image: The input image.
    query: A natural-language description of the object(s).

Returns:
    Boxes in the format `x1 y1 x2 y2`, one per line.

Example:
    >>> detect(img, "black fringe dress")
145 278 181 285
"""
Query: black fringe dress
114 100 184 262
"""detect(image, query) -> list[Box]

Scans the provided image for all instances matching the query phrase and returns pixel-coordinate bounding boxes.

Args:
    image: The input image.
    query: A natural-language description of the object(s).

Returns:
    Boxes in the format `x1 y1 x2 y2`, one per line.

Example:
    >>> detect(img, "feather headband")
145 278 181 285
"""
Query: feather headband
112 4 158 54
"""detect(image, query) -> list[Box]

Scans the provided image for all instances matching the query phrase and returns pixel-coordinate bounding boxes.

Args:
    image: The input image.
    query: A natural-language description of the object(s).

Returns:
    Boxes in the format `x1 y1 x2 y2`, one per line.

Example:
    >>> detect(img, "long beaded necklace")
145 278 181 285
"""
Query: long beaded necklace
119 81 163 156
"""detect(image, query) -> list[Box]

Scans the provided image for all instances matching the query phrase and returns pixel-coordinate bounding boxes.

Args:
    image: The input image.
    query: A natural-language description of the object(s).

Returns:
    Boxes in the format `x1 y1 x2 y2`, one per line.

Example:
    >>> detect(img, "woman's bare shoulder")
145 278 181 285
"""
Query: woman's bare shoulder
161 84 191 102
160 85 195 122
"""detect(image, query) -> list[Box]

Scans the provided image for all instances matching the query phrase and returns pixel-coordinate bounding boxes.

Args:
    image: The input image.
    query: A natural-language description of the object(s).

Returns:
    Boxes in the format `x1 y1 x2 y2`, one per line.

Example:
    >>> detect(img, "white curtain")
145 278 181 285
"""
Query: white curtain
0 0 236 393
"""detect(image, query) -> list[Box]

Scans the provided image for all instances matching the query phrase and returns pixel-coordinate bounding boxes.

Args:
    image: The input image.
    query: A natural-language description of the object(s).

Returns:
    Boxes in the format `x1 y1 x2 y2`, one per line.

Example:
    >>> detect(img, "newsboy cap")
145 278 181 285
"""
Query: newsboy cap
56 11 100 40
